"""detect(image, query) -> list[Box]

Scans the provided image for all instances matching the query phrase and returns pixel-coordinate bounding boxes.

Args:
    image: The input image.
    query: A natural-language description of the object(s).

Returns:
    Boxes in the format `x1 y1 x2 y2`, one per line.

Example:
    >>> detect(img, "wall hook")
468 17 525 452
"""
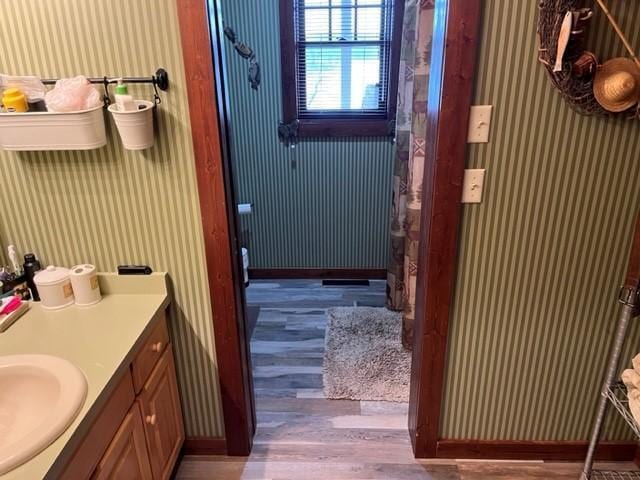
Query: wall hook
152 79 162 105
153 68 169 92
102 76 111 107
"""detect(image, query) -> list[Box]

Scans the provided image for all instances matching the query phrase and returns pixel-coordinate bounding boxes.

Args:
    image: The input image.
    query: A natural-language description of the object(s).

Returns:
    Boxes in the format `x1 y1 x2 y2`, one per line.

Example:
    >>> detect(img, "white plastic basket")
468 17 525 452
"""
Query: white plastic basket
108 100 155 150
0 105 107 151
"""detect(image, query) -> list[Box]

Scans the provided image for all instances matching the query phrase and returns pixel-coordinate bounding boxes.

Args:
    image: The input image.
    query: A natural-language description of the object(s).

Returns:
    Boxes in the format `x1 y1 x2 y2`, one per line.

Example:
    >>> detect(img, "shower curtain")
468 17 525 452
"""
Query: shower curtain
386 0 435 350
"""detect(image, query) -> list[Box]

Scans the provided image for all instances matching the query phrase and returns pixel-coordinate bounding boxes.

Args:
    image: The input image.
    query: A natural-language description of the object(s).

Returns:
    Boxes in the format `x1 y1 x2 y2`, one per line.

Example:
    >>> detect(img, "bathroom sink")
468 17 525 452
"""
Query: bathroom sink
0 354 87 475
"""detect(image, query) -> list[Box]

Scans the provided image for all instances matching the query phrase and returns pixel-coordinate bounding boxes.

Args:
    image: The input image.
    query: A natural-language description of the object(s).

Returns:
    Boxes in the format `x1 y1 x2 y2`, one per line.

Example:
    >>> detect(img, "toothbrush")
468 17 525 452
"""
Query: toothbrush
8 245 21 275
0 296 21 315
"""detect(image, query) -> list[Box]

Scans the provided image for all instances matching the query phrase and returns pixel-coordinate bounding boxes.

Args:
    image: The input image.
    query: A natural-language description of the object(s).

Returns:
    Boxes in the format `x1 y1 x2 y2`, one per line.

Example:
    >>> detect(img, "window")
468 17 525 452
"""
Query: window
279 0 403 137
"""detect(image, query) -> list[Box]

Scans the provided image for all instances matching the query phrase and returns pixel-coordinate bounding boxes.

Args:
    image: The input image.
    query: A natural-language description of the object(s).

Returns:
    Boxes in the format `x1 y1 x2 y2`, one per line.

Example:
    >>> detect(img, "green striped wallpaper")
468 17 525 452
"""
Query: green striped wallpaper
5 0 639 447
0 0 223 437
221 0 395 269
442 1 640 440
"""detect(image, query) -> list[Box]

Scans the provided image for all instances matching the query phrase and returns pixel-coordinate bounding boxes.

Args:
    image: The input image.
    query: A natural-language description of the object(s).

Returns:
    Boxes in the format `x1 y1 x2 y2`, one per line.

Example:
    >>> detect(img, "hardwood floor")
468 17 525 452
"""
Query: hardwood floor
176 280 637 479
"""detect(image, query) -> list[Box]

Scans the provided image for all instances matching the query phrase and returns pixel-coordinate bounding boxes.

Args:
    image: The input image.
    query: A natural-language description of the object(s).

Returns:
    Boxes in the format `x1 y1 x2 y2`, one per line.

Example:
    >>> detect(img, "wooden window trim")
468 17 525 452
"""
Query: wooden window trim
279 0 404 138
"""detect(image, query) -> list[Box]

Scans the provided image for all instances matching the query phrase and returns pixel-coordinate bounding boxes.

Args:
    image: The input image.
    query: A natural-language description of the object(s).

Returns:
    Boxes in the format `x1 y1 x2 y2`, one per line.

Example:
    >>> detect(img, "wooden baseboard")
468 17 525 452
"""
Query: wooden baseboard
182 436 634 461
436 439 637 461
182 437 227 456
248 268 387 280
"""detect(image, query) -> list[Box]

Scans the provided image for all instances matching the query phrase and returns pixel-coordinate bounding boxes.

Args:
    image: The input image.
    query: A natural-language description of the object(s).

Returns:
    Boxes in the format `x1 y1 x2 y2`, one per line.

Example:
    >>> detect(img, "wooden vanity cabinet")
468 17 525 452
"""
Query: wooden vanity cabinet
91 403 153 480
138 349 184 479
61 312 184 480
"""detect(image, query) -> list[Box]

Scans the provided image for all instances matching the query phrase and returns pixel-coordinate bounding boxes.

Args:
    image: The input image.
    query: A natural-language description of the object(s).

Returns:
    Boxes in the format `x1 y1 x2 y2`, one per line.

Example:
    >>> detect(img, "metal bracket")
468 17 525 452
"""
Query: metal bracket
278 120 300 148
102 76 111 107
153 68 170 92
618 286 639 307
387 117 397 143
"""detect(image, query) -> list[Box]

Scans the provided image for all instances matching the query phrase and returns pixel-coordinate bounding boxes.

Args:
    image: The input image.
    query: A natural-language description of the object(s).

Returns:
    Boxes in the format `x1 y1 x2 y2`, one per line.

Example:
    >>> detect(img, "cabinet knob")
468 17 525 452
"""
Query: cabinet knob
151 342 163 352
146 414 157 426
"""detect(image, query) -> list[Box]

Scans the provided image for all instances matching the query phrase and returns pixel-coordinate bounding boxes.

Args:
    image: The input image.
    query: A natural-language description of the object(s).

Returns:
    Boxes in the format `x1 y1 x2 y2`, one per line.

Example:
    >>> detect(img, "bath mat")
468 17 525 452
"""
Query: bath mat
323 307 411 402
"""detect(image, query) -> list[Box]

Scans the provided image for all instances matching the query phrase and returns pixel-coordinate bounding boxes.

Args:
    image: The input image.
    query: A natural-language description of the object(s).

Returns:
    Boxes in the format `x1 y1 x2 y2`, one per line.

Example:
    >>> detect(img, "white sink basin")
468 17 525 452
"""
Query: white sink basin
0 354 87 475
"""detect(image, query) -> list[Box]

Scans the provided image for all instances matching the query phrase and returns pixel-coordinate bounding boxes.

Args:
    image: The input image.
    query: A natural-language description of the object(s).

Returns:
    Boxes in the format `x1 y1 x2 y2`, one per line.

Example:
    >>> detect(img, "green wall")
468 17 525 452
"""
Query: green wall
442 0 640 441
220 0 395 269
6 0 638 447
0 0 224 438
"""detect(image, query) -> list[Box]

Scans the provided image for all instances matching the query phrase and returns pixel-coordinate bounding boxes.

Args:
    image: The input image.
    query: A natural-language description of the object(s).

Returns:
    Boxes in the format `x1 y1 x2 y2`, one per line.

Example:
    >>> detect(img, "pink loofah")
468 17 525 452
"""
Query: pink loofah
44 76 102 113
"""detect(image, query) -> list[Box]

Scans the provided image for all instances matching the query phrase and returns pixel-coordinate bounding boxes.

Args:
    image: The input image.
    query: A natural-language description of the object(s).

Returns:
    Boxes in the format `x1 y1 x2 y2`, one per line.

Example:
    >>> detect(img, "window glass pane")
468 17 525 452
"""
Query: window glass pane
350 46 381 109
304 9 330 41
295 0 394 115
303 45 382 111
331 5 355 41
304 47 342 110
356 6 382 40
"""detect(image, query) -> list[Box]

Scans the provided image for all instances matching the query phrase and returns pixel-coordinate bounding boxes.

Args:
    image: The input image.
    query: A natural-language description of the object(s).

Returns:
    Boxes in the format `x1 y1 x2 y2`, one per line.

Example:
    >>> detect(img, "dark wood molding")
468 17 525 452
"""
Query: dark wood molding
387 0 404 126
279 0 298 131
177 0 255 456
409 0 483 458
249 268 387 280
297 119 392 138
624 212 640 291
279 0 404 138
436 439 637 462
182 437 228 456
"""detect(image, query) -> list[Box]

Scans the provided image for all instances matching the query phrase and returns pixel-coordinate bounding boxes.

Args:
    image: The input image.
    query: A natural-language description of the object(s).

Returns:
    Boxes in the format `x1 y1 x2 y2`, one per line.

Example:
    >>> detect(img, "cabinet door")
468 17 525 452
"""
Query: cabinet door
91 402 153 480
138 347 185 480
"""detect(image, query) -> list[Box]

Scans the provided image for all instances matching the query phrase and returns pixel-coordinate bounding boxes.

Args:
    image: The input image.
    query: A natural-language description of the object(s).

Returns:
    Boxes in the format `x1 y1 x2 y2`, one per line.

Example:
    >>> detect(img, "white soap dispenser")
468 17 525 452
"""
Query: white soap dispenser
114 79 136 112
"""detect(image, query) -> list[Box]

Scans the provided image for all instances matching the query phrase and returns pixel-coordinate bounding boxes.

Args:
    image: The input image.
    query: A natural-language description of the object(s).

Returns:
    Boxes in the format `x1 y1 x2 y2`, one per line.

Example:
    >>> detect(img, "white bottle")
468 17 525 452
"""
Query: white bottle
114 79 136 112
7 245 21 275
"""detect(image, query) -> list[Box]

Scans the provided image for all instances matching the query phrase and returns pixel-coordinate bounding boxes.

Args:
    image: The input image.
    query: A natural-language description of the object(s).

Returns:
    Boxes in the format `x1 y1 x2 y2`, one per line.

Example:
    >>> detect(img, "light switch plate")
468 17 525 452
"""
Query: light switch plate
462 169 486 204
467 105 493 143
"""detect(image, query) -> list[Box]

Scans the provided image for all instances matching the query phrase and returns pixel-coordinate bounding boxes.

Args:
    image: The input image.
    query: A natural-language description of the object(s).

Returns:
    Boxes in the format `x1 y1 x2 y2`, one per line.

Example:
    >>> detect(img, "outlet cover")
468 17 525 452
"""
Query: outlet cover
462 169 486 204
467 105 493 143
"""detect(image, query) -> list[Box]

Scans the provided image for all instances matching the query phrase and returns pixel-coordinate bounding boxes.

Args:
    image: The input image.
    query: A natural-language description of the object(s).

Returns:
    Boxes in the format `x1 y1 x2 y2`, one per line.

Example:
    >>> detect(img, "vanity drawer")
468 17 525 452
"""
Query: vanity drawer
132 313 169 393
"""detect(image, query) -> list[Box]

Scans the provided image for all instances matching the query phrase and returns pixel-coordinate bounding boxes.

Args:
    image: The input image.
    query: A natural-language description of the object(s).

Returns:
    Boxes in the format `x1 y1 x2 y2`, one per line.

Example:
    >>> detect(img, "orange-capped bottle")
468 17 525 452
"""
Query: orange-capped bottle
2 88 28 112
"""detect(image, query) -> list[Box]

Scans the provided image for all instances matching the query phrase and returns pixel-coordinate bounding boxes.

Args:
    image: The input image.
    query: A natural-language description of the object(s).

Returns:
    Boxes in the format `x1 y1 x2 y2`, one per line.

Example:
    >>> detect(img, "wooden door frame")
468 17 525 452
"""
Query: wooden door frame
177 0 255 456
408 0 483 457
177 0 482 458
405 0 636 461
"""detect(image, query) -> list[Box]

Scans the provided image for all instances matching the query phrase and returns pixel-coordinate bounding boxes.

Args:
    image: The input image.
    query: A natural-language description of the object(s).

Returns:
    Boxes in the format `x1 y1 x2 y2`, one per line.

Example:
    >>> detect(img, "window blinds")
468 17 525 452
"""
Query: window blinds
294 0 395 117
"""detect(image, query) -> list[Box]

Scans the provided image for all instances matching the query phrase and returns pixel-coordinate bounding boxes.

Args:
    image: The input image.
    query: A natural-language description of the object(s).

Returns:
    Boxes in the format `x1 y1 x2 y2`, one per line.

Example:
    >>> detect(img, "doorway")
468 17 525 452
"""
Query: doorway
221 0 415 457
176 0 482 459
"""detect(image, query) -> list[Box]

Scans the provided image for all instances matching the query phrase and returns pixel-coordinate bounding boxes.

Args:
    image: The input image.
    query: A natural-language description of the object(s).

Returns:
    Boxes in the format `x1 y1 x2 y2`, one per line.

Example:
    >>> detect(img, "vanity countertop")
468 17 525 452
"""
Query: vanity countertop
0 273 170 480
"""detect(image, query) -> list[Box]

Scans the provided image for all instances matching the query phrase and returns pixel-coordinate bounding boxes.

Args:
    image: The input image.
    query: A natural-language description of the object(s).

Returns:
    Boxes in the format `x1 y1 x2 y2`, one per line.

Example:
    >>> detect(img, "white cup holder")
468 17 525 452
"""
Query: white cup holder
108 100 155 150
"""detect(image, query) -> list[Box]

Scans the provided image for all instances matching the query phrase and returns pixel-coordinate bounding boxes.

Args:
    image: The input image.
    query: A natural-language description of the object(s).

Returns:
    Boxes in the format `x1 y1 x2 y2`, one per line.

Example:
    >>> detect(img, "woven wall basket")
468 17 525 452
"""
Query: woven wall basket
537 0 638 118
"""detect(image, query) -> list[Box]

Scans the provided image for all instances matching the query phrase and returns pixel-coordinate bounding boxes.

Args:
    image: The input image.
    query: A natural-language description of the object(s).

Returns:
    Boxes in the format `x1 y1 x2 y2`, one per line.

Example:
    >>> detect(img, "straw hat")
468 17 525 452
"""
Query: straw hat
593 58 640 112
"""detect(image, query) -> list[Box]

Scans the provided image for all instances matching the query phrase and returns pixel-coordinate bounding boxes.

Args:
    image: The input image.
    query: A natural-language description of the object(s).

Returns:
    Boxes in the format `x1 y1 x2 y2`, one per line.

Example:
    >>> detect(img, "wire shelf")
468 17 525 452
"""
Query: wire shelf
590 471 640 480
603 382 640 439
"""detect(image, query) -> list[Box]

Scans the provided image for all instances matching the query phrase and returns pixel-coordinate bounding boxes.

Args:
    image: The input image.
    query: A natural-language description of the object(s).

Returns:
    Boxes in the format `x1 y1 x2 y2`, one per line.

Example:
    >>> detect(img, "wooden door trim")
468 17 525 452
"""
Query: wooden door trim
409 0 483 457
436 439 636 462
176 0 254 456
182 437 228 455
178 0 483 460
